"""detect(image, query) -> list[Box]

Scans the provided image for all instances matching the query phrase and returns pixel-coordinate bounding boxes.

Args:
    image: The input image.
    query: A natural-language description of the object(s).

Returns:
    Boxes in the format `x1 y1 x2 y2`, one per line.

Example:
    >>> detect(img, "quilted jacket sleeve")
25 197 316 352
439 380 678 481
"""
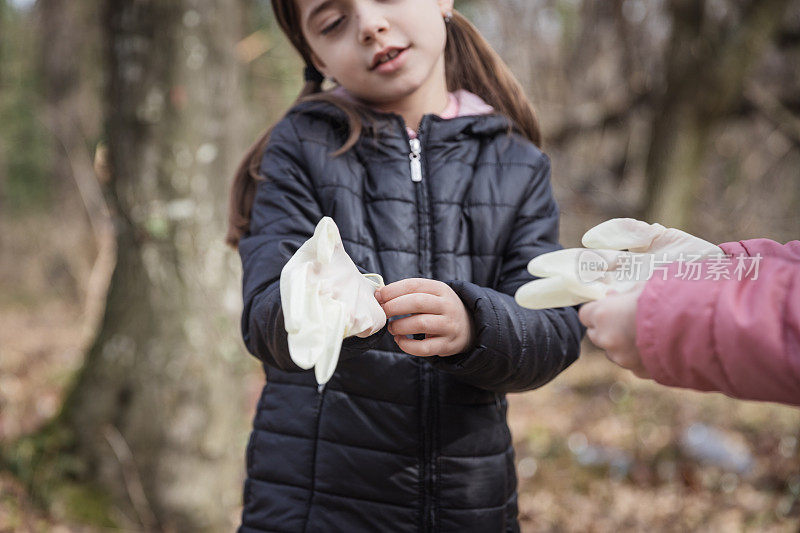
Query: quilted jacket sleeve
238 117 386 371
430 152 584 393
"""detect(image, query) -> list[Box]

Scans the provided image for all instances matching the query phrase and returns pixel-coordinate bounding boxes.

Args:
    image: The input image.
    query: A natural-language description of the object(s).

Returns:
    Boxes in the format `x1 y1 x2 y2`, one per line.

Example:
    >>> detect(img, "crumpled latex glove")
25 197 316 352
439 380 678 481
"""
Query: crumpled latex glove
514 218 725 310
280 216 386 384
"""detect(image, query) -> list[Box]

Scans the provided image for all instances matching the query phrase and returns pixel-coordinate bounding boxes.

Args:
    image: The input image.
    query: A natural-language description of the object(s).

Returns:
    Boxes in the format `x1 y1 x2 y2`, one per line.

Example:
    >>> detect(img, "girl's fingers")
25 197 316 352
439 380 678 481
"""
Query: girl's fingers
388 313 450 337
376 278 445 303
381 292 446 318
393 334 450 357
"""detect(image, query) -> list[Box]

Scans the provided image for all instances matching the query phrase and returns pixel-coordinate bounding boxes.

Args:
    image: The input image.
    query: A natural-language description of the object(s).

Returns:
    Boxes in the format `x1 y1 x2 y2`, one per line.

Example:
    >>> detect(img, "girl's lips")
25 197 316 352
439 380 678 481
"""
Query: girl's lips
372 47 409 74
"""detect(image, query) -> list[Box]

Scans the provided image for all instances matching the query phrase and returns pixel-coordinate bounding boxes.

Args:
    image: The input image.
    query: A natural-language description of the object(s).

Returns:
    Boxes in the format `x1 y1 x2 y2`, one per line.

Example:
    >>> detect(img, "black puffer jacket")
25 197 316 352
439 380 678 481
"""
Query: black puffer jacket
237 97 583 533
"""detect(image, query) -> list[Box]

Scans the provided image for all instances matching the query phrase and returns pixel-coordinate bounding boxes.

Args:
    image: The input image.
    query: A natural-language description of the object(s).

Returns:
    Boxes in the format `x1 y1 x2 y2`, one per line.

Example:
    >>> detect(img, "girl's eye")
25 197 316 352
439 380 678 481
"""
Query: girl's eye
321 16 344 35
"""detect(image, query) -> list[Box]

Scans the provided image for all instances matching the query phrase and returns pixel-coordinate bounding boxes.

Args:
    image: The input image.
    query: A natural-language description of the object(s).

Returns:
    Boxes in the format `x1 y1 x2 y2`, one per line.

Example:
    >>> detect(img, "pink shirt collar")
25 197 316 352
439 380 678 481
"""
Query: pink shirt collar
329 86 494 139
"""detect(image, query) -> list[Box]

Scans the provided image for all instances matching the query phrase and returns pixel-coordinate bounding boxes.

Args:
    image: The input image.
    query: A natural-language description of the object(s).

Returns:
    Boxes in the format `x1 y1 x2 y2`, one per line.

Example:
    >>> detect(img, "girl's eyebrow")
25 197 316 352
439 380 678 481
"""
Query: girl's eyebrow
306 0 336 28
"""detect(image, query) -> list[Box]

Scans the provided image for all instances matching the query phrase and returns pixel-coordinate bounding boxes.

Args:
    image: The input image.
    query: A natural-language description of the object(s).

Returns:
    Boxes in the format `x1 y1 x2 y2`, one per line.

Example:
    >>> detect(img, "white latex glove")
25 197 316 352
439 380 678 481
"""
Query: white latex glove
581 218 722 260
280 217 387 384
515 218 724 310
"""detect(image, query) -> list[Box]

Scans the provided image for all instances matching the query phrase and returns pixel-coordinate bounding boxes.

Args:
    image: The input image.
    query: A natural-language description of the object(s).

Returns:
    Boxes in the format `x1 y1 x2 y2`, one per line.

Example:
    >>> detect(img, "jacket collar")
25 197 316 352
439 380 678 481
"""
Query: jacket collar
287 97 517 142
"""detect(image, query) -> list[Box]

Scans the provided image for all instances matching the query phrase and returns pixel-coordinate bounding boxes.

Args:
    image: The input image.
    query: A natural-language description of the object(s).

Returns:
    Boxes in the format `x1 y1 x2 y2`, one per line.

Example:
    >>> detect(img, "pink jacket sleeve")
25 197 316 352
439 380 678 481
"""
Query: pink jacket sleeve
636 239 800 406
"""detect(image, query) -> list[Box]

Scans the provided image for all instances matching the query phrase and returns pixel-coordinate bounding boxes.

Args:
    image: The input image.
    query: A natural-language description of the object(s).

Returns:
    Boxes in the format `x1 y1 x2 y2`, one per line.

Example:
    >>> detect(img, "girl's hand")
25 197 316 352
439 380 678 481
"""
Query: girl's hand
375 278 476 357
578 282 651 378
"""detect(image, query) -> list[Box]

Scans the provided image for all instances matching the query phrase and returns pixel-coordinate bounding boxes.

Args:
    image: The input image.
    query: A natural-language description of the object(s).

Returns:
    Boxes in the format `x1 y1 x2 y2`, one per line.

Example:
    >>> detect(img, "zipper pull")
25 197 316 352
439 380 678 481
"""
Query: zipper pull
409 138 422 182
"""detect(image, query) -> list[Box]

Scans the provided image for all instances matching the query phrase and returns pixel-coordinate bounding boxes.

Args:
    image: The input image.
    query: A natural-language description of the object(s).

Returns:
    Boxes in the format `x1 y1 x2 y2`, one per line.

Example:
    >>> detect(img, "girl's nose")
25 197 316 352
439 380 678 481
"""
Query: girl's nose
357 8 390 44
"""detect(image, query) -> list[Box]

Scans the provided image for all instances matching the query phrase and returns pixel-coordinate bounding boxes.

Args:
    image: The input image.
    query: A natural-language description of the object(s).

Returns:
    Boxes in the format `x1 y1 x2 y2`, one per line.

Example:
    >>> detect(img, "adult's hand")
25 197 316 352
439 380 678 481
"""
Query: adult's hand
578 282 651 379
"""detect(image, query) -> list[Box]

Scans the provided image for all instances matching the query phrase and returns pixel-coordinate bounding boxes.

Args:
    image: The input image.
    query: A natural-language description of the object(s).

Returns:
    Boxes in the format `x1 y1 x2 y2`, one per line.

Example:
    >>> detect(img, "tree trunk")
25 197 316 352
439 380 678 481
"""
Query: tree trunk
55 0 249 529
643 0 792 229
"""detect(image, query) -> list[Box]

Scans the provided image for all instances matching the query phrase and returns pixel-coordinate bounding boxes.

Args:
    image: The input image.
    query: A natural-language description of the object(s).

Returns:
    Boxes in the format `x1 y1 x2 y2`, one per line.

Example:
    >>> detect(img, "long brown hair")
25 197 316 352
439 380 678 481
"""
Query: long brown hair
226 5 542 248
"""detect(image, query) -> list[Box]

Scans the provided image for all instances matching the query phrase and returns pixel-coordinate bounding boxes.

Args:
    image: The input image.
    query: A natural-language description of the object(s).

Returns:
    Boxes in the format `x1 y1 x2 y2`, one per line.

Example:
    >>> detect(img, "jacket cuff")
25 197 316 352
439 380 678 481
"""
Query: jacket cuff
341 324 388 358
425 279 506 376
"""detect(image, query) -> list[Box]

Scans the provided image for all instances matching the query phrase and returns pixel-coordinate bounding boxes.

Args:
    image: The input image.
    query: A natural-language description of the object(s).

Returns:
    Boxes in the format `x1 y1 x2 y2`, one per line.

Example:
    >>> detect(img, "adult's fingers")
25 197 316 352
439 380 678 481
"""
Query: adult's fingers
578 300 598 328
585 326 611 350
604 348 650 378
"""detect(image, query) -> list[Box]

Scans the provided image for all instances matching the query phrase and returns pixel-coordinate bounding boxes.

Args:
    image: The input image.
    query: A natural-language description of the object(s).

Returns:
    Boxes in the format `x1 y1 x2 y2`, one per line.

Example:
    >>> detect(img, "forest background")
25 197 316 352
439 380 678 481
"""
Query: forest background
1 0 799 531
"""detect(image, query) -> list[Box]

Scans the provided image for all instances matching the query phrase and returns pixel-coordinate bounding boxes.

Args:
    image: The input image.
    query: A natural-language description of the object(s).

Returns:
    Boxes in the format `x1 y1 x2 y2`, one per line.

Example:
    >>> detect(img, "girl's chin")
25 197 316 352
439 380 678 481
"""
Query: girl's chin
358 78 428 103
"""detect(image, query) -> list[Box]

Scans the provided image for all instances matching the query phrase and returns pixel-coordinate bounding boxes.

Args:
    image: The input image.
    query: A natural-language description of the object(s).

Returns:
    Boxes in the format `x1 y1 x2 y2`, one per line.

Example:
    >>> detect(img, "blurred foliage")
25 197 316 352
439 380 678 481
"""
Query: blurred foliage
0 1 52 211
2 420 116 528
243 1 305 129
476 0 800 244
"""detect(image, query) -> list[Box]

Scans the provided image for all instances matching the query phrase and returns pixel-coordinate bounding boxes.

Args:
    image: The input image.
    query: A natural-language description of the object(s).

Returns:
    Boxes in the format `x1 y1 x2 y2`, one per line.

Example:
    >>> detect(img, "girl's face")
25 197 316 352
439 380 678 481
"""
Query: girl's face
298 0 454 106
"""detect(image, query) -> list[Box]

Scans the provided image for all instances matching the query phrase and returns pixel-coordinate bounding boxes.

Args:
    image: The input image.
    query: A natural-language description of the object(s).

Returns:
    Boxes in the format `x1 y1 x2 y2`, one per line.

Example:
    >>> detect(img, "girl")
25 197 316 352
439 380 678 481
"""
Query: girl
227 1 583 531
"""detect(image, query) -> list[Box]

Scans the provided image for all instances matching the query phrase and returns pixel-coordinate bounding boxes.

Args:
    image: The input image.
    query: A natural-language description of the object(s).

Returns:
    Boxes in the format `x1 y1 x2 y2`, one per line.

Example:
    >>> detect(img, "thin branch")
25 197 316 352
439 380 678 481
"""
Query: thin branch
43 114 117 350
102 424 159 532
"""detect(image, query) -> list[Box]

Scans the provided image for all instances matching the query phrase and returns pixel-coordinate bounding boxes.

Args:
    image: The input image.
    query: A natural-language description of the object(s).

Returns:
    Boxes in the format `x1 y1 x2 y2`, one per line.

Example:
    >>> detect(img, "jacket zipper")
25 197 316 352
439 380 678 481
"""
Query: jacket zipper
409 137 423 182
303 383 327 532
402 115 437 531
